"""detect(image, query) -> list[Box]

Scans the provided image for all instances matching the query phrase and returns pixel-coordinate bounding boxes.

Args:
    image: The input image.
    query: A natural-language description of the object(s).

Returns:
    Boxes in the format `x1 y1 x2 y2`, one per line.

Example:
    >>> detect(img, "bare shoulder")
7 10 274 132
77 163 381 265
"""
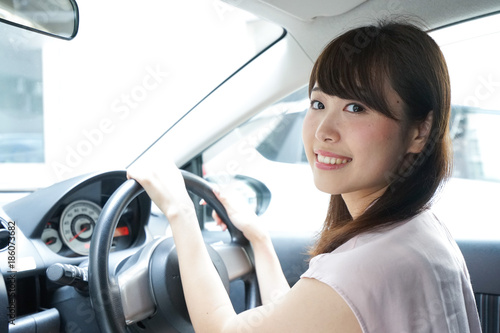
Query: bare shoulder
223 277 362 333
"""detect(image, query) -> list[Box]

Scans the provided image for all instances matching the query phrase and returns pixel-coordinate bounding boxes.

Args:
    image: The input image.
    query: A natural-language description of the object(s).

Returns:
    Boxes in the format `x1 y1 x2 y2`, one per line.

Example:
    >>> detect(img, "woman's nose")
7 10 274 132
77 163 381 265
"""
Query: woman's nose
315 112 341 143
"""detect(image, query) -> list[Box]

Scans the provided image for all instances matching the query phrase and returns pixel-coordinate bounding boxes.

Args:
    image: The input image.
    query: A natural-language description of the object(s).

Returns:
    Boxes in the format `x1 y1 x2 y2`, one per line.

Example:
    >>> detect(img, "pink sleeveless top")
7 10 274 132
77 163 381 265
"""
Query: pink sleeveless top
301 210 482 333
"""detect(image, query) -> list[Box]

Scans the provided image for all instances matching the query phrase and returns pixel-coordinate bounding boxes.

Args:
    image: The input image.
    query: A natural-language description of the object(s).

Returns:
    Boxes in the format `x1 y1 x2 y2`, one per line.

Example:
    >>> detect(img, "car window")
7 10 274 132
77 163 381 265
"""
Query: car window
202 13 500 238
430 14 500 240
0 43 43 164
0 0 283 191
202 86 331 232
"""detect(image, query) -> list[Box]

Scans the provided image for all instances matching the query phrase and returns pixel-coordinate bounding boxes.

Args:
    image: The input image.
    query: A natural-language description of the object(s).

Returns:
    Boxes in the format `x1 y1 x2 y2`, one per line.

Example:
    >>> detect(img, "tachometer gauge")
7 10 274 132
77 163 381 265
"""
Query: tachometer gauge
59 200 101 255
42 224 63 253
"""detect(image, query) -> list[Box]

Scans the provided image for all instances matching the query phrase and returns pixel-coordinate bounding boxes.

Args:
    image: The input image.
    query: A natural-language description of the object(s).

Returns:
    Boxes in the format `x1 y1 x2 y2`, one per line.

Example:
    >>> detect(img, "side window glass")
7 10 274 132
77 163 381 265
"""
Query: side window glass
202 86 330 232
203 86 309 169
254 89 309 164
450 106 500 182
431 14 500 239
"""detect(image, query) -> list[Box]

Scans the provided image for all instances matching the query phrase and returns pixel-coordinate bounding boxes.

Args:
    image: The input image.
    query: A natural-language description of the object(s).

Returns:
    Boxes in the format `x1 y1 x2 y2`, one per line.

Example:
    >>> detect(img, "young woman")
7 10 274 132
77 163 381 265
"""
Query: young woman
128 21 481 332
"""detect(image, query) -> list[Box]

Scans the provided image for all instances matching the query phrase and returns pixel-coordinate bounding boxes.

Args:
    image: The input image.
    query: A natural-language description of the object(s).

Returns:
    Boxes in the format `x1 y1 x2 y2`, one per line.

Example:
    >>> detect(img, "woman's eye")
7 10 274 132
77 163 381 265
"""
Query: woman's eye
311 101 325 109
344 103 365 113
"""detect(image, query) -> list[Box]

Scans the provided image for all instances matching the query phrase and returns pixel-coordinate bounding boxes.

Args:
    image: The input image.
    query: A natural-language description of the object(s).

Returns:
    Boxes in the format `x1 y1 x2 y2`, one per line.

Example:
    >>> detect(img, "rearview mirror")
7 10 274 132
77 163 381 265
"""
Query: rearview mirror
0 0 79 40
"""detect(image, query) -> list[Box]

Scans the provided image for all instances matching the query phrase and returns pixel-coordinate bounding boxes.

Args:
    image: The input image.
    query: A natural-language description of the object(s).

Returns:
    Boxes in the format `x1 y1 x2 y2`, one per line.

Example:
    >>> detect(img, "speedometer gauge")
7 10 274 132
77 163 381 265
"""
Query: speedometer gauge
59 200 101 255
42 225 63 253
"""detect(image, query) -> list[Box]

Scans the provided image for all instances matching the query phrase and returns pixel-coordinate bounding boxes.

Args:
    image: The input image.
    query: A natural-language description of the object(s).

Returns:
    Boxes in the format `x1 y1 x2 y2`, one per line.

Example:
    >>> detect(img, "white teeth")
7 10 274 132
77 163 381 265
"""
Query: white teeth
317 154 350 165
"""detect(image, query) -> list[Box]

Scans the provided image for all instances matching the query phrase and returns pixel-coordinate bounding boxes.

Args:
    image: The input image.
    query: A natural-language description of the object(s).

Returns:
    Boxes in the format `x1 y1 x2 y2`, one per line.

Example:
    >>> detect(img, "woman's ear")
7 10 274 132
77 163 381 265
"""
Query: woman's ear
407 111 433 154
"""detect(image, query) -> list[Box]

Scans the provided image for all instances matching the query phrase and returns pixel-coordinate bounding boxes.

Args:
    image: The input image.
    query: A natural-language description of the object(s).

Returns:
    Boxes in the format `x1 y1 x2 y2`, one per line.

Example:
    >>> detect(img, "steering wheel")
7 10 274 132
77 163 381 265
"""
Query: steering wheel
89 170 259 333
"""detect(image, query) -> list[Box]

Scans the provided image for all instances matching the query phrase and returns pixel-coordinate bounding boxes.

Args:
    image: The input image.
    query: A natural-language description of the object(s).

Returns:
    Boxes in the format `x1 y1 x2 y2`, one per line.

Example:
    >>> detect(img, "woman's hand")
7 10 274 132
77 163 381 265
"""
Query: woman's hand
127 156 195 220
208 184 291 305
207 186 268 244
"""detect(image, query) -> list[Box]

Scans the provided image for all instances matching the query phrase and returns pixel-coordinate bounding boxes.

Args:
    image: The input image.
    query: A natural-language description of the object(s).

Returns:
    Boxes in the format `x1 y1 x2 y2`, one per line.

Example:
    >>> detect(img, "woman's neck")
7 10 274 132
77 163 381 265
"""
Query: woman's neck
341 186 388 219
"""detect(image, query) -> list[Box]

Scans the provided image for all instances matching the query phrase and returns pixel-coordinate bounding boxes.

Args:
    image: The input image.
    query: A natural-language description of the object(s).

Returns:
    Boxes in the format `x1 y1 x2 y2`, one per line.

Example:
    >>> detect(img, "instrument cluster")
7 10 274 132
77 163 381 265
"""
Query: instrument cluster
39 175 145 257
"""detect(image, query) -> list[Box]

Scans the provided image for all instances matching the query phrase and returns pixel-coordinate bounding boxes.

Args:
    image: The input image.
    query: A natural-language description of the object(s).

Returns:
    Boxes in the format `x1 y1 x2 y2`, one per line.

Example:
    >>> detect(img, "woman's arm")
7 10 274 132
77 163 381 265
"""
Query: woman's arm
128 160 236 331
166 207 361 333
127 159 361 333
249 232 291 304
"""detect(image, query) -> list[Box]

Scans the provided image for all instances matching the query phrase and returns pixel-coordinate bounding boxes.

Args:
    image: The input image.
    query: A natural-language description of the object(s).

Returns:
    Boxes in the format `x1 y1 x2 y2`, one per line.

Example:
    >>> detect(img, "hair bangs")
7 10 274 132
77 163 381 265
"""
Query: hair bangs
309 27 399 121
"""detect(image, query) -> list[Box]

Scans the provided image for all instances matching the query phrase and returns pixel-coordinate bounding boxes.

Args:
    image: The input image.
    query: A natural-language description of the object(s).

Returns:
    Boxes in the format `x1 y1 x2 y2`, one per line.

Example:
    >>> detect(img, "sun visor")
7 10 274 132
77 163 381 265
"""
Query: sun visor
256 0 367 21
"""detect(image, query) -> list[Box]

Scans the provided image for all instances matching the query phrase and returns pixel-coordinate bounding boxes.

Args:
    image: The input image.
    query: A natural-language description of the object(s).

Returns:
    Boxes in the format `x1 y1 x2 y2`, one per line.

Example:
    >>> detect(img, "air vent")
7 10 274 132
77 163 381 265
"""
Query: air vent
0 217 11 251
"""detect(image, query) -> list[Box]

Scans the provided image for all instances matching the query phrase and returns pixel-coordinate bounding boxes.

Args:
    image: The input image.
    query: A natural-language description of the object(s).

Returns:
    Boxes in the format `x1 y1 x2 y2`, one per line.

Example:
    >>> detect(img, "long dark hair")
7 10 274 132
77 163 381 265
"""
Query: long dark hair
309 21 452 256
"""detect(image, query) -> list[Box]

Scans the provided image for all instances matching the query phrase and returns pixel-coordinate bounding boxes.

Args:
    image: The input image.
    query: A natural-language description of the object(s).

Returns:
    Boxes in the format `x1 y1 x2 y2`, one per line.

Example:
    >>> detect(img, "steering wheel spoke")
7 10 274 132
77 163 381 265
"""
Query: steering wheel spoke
211 243 253 281
116 239 164 325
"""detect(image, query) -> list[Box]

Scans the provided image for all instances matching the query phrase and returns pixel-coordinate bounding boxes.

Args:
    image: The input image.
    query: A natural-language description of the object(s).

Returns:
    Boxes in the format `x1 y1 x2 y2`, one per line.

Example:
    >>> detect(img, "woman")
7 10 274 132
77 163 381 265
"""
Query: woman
128 21 481 332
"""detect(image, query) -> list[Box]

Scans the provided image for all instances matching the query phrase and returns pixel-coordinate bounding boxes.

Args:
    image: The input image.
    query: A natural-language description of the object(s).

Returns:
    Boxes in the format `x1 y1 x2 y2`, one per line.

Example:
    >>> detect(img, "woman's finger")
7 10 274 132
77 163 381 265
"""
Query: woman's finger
212 210 228 231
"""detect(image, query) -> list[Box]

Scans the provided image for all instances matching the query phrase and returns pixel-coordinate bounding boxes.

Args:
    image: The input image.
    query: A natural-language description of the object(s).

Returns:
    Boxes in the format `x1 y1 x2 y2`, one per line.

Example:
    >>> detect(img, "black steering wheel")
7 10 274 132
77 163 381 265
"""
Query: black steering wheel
89 170 259 333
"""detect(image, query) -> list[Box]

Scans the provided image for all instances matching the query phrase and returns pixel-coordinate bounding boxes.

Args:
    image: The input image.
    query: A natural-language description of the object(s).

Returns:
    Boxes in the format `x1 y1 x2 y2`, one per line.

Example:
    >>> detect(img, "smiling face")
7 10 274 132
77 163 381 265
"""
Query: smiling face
306 22 452 254
303 23 452 221
302 84 414 214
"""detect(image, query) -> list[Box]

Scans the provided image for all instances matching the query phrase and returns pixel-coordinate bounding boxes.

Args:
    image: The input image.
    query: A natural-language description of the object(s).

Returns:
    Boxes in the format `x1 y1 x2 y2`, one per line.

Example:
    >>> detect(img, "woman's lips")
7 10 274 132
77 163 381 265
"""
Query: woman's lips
314 150 352 170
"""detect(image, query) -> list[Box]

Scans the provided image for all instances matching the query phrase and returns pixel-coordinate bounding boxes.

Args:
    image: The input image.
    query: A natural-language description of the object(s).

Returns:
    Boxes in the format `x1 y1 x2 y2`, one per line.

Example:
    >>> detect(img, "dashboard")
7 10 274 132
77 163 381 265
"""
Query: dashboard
0 171 153 330
2 171 151 259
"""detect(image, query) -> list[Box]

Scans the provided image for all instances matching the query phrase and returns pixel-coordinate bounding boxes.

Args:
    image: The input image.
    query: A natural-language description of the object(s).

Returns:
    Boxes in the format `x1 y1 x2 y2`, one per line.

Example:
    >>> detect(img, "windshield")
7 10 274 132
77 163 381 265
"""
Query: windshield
0 0 283 191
